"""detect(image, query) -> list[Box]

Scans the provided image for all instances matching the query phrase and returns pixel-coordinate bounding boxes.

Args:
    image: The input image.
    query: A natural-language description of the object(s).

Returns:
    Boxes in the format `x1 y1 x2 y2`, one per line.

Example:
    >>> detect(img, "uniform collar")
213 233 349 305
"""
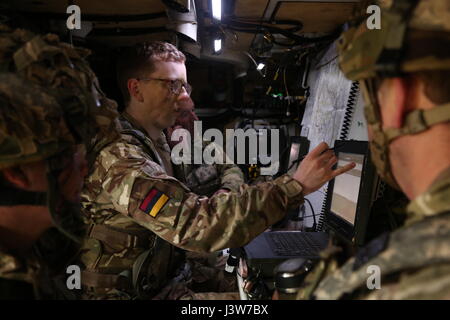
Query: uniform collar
120 111 169 150
406 165 450 225
120 111 147 134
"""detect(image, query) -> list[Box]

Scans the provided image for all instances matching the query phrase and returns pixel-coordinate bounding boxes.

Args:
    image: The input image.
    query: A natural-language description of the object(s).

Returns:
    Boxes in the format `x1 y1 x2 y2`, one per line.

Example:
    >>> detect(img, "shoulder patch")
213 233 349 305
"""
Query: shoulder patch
139 188 169 217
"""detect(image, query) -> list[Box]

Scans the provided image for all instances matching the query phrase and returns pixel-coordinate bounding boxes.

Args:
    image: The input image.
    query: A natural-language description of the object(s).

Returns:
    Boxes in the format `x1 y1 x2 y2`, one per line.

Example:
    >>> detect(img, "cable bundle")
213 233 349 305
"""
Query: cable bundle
339 81 359 140
316 190 328 231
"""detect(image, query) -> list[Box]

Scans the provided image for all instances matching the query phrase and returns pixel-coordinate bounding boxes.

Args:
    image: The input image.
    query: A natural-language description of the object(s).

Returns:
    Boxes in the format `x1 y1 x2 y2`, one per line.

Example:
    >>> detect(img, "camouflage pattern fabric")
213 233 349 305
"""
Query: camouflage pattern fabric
0 24 121 172
0 248 33 285
379 0 450 31
0 228 81 300
0 24 119 299
0 248 36 299
152 252 240 300
80 112 304 299
0 73 75 168
83 113 303 251
306 166 450 300
339 0 450 81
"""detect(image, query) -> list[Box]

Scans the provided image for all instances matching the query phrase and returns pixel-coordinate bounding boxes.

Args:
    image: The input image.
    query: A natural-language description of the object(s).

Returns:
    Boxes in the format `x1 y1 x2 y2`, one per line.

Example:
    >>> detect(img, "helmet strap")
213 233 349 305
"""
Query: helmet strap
46 158 83 244
0 185 47 206
384 102 450 141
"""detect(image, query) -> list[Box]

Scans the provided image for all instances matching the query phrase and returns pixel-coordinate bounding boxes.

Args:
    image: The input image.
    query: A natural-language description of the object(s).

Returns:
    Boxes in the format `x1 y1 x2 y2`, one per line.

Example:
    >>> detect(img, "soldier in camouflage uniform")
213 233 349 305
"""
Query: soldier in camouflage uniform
297 0 450 300
79 41 355 299
0 24 120 299
164 96 237 197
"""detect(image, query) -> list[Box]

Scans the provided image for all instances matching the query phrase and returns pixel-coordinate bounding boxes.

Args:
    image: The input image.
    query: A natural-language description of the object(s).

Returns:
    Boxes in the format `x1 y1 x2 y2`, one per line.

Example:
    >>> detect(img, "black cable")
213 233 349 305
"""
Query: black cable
340 81 359 140
304 198 317 231
220 18 341 46
315 55 338 70
286 157 302 172
300 214 321 220
317 192 328 232
286 140 349 173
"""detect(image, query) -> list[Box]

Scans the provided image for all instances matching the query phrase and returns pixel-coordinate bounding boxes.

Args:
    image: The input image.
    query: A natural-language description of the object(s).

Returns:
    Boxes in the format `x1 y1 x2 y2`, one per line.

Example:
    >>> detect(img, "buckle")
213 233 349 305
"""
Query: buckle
406 110 427 134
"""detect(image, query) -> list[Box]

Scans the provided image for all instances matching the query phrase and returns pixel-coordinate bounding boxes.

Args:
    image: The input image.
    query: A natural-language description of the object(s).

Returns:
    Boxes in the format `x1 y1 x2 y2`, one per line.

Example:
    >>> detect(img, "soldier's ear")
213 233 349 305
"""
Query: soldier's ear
377 77 407 129
128 78 144 103
3 166 30 189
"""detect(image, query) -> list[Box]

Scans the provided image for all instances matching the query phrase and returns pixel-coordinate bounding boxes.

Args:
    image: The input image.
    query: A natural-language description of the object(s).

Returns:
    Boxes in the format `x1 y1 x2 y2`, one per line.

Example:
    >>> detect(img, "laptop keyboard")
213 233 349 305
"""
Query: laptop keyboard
266 232 323 256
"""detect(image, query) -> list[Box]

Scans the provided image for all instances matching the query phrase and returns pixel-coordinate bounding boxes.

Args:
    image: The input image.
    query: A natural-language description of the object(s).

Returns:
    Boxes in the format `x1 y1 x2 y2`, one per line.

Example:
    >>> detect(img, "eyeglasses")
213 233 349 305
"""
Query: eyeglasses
137 77 192 96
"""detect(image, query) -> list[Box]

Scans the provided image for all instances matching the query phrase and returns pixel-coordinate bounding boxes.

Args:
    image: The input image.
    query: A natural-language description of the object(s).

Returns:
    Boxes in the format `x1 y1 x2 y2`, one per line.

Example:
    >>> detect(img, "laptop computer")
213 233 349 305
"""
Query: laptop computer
243 140 378 277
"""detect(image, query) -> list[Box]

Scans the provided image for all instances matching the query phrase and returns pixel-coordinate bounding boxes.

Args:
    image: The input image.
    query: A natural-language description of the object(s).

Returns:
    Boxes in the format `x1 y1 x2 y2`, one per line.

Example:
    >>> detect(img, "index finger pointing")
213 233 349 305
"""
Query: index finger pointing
331 162 356 179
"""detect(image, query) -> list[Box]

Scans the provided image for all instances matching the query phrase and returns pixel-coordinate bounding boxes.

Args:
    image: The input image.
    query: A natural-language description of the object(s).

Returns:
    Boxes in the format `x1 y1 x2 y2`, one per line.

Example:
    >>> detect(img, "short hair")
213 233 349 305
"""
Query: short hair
404 30 450 105
116 41 186 107
413 70 450 105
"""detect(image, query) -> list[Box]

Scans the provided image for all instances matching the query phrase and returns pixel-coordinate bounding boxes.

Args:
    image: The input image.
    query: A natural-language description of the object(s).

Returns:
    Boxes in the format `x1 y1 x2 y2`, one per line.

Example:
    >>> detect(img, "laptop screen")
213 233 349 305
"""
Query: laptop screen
330 152 365 225
324 140 378 246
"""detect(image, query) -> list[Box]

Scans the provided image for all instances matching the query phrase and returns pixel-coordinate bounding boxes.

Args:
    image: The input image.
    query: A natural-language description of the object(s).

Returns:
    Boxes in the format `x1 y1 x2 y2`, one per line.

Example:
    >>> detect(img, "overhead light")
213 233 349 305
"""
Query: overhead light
211 0 222 21
256 63 265 71
214 39 222 53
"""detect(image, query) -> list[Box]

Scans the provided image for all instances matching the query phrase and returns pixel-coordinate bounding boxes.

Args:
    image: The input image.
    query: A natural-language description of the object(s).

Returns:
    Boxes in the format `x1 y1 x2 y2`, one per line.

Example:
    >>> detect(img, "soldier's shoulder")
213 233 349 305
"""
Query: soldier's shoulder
95 138 152 167
86 137 170 194
363 263 450 299
313 212 450 299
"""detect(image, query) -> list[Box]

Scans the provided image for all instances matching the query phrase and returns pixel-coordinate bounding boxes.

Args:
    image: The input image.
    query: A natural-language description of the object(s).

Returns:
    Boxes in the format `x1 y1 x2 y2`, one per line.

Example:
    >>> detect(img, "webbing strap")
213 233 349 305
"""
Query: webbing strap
88 224 151 249
81 270 131 290
385 103 450 141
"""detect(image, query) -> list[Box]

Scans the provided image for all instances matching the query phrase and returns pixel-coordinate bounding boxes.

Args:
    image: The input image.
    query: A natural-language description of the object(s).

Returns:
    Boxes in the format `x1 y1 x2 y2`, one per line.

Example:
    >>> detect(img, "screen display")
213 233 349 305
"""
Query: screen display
330 152 364 225
287 143 300 175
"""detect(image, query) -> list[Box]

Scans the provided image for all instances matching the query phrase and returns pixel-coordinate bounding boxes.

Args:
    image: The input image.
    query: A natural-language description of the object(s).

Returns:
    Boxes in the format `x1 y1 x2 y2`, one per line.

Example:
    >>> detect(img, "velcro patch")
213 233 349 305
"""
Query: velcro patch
139 188 169 217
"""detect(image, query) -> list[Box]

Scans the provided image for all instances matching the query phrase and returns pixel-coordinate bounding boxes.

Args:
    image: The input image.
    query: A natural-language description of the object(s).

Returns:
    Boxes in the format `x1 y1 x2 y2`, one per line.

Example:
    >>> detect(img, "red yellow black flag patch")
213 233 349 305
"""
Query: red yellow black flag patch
139 188 169 217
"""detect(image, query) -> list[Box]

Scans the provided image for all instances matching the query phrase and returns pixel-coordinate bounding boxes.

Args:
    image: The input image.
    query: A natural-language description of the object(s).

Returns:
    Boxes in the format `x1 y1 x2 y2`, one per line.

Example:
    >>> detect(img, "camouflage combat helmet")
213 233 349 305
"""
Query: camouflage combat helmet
339 0 450 80
337 0 450 189
0 24 120 241
0 24 120 170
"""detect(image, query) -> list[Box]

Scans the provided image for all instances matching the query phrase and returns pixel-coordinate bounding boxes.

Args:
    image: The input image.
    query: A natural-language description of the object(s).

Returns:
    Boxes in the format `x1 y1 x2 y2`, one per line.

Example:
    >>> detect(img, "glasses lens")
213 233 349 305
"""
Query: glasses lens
184 83 192 95
171 80 192 96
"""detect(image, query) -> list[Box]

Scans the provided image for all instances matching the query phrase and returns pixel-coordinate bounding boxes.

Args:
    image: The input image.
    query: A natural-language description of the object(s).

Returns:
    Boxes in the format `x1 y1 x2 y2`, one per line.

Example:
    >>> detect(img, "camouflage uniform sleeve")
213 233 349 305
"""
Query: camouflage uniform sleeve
216 163 245 192
98 142 304 253
200 140 245 192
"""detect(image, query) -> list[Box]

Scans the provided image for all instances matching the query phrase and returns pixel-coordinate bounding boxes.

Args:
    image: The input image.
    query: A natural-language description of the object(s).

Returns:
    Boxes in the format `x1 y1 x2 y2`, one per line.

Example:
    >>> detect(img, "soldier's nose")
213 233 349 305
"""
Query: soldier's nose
177 96 194 112
177 87 191 101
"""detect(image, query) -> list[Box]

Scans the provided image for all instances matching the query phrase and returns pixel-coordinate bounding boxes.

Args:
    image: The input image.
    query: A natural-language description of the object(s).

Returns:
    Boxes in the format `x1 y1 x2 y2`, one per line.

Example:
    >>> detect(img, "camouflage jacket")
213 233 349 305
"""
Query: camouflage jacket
120 112 245 196
0 229 80 300
306 166 450 300
80 112 304 299
0 248 35 299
